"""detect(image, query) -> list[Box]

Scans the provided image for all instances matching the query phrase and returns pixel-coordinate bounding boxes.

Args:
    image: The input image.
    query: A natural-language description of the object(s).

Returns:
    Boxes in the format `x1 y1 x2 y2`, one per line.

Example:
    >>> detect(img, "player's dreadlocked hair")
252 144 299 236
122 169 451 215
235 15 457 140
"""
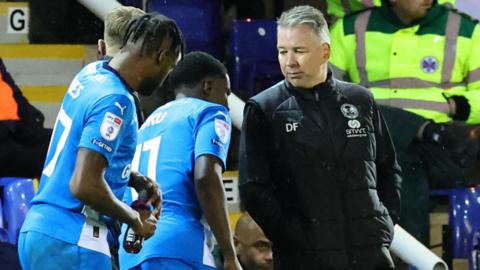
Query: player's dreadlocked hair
122 12 184 59
168 51 227 93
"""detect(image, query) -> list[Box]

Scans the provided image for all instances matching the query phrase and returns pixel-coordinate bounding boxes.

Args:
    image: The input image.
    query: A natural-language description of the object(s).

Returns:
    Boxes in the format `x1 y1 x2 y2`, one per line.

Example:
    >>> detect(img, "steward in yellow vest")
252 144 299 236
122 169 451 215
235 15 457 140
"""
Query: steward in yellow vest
330 0 480 245
327 0 455 18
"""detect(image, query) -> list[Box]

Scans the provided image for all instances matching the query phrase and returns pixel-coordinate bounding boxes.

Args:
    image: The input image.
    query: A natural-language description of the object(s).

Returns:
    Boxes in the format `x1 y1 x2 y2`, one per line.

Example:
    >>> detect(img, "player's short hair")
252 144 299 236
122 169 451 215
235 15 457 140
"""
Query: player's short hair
168 51 227 92
278 5 330 44
104 6 145 55
122 12 184 59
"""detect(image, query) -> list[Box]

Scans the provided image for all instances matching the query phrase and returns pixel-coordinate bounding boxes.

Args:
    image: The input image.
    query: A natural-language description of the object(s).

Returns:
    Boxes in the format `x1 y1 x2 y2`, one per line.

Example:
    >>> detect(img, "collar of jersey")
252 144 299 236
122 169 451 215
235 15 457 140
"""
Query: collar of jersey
101 61 135 95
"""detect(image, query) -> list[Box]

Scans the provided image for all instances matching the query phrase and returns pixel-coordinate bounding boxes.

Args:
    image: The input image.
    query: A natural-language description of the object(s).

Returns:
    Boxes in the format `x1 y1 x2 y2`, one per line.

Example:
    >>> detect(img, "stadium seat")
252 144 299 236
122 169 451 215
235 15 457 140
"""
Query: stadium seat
0 197 7 242
0 177 35 244
450 188 480 264
230 19 282 97
147 0 222 58
0 192 3 229
431 187 480 267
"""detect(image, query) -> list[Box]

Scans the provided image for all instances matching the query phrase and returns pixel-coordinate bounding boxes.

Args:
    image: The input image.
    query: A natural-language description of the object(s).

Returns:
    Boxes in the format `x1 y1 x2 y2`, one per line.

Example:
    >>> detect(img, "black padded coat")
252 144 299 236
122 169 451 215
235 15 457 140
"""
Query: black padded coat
239 72 402 270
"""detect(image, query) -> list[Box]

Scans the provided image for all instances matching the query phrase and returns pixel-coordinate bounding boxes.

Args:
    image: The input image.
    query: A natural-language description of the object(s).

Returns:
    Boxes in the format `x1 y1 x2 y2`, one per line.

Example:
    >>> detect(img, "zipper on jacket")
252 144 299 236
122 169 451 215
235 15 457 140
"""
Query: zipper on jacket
318 98 354 269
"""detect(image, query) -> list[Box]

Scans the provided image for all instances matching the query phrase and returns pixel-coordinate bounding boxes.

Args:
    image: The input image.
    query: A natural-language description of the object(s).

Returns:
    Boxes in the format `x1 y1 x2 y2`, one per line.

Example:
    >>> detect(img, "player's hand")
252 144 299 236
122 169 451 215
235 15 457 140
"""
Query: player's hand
129 172 162 219
223 256 243 270
131 212 157 240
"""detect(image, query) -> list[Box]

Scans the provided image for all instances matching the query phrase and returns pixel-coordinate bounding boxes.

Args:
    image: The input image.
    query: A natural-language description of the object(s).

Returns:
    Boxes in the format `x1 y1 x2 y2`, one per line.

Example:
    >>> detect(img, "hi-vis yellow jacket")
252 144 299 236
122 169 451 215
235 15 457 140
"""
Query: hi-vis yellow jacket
330 3 480 123
327 0 455 18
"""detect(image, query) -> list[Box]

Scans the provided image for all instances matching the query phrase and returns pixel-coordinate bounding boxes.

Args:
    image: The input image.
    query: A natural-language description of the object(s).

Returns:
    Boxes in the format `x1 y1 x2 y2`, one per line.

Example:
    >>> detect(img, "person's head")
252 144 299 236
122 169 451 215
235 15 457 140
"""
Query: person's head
388 0 434 24
98 6 145 59
112 12 184 96
234 213 273 270
168 51 231 108
277 5 331 88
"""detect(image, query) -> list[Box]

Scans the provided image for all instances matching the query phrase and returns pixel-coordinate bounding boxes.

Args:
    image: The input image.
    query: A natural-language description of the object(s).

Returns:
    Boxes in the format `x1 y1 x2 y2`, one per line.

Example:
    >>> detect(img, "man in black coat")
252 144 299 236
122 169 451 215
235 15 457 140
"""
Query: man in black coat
0 58 52 178
239 5 402 270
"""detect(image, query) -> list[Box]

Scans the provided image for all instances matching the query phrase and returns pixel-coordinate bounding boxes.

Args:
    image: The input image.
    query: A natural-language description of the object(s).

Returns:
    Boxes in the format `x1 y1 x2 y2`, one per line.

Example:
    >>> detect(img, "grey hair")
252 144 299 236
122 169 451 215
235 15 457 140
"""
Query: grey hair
277 5 330 44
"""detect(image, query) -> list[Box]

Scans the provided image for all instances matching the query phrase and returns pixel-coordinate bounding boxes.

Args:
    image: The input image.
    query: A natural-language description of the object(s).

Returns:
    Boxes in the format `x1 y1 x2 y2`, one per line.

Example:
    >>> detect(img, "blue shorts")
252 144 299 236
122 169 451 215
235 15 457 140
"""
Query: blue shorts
18 231 111 270
129 257 216 270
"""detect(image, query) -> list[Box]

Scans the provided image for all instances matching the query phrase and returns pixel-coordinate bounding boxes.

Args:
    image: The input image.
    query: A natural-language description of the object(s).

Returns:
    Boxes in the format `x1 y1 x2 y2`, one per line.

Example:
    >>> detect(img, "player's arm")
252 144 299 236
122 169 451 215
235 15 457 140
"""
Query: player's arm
194 155 241 270
69 148 157 238
193 107 241 270
70 93 157 238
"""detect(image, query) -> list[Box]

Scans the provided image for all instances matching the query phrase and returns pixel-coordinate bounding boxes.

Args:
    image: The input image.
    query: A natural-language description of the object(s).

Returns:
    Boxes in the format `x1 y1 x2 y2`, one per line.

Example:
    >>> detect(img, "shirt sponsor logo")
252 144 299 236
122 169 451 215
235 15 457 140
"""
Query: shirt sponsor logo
92 139 112 152
340 103 359 119
100 112 122 141
346 128 367 138
348 119 361 129
215 118 230 144
421 56 438 73
346 119 367 138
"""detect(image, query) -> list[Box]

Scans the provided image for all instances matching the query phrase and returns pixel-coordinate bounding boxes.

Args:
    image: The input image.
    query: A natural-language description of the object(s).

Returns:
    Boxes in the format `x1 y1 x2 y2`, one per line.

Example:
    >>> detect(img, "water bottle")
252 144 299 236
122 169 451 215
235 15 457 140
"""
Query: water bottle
123 189 151 253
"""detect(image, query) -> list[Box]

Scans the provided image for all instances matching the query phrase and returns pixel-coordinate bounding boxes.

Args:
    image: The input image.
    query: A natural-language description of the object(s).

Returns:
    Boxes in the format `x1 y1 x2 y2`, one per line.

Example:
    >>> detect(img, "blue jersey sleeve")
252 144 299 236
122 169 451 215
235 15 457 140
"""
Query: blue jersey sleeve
194 106 232 170
79 94 135 164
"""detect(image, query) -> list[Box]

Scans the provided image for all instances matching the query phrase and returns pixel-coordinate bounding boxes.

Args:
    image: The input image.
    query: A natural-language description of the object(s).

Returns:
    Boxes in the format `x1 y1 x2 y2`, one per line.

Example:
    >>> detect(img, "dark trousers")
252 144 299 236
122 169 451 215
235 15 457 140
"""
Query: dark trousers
0 242 21 270
378 106 478 245
0 128 52 179
378 106 431 245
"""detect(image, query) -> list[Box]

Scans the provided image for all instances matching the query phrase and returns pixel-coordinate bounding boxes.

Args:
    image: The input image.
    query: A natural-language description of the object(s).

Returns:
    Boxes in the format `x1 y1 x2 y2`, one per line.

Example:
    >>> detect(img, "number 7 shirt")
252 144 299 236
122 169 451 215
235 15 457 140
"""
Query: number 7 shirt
20 61 138 257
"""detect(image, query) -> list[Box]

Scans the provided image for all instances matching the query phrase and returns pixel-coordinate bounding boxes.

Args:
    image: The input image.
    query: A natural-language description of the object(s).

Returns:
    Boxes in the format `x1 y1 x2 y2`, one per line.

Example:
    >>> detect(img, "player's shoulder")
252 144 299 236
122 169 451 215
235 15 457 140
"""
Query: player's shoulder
80 88 135 122
197 99 229 117
76 62 134 106
80 61 133 96
185 98 230 126
172 97 227 114
156 98 229 122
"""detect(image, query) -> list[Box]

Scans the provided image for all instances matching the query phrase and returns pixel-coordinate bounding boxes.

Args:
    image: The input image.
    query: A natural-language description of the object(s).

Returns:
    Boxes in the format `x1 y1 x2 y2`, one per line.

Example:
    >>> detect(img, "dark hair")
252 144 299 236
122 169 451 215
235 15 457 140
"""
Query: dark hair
168 51 227 92
122 12 184 58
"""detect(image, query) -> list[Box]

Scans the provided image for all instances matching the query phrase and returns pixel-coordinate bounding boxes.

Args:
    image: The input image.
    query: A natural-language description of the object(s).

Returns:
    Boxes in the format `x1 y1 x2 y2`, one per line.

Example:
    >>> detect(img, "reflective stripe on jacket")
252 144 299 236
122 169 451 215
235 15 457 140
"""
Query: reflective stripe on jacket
330 3 480 123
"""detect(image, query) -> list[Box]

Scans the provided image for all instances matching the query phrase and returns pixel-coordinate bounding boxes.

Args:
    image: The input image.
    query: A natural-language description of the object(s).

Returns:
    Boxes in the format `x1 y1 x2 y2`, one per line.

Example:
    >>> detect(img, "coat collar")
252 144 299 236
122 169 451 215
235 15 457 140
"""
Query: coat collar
285 70 337 101
379 0 443 29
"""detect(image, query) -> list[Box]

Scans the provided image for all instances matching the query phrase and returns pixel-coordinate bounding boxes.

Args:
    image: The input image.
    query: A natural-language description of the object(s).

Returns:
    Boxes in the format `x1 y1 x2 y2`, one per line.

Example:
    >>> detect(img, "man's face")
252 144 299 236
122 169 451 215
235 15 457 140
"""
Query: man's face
236 227 273 270
207 74 231 109
139 39 181 96
392 0 433 21
277 25 330 88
